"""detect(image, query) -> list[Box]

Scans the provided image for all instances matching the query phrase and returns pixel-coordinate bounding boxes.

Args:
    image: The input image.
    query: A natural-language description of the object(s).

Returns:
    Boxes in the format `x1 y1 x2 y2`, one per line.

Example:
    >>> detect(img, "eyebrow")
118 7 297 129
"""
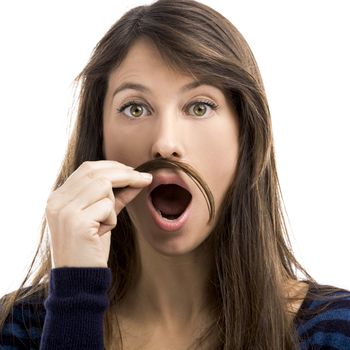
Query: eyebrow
112 79 215 98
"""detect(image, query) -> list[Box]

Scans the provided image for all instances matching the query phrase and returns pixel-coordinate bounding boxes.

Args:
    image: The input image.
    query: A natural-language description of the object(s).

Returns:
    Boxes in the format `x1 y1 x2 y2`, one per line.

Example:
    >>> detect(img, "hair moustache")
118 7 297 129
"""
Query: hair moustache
130 157 215 224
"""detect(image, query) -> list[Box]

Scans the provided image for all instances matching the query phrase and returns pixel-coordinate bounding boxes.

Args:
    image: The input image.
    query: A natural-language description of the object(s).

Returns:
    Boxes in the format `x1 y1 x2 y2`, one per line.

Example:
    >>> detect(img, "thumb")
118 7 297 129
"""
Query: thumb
114 187 145 215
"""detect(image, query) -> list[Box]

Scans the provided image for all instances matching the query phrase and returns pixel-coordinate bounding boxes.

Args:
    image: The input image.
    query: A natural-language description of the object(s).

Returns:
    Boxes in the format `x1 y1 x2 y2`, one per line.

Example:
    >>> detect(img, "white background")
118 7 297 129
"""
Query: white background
0 0 349 297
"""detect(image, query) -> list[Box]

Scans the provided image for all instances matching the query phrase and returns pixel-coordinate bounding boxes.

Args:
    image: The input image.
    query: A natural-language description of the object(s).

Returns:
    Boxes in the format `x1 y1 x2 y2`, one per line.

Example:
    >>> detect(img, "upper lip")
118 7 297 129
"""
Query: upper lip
147 171 192 197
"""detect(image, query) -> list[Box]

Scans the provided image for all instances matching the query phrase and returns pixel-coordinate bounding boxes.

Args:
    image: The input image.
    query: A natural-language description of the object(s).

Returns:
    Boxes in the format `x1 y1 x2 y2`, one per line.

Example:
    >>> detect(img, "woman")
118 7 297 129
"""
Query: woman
1 0 349 349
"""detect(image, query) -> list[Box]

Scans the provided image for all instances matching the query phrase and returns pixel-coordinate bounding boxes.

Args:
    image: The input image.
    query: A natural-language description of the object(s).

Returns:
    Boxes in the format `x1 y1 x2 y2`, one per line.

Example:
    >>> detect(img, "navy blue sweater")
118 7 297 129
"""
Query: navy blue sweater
1 268 350 349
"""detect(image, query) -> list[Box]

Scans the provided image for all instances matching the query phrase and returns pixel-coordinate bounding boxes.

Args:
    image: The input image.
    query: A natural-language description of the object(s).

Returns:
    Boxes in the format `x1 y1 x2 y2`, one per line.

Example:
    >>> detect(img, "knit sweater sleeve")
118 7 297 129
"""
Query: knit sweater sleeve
39 267 112 350
295 284 350 349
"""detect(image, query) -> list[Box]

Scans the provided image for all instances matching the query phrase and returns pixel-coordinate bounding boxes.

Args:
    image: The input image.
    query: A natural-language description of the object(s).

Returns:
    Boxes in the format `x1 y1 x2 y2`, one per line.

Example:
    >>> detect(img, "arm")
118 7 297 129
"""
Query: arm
297 289 350 350
40 267 112 350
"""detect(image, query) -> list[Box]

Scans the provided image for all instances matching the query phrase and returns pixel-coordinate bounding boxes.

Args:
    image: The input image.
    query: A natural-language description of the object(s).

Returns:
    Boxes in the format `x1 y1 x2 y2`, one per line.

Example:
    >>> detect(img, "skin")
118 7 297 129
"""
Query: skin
101 37 309 347
44 34 239 348
44 35 309 349
102 37 239 341
46 160 153 269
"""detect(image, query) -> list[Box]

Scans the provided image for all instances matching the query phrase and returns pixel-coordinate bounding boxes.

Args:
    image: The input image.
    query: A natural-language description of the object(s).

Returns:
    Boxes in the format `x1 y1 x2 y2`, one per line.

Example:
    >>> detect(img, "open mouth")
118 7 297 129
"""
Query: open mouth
150 184 192 221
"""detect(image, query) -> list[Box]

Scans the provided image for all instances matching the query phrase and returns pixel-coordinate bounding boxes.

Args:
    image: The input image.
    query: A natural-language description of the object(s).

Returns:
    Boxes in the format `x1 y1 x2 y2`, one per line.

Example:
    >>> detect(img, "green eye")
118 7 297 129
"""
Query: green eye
187 100 219 118
117 99 218 119
192 103 207 117
129 104 143 118
117 101 149 118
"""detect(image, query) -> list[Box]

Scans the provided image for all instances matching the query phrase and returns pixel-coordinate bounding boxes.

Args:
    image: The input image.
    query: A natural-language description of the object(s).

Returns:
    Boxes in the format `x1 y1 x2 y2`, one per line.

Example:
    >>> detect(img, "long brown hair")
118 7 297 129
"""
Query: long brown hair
1 0 348 349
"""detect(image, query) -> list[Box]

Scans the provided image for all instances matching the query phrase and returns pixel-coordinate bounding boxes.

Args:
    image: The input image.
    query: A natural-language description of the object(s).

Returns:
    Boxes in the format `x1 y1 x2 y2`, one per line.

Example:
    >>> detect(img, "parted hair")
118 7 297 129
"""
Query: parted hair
1 1 348 349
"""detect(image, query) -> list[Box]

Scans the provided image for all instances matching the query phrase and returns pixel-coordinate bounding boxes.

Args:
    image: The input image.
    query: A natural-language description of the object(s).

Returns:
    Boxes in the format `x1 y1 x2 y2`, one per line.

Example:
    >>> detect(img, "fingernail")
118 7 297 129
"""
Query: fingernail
140 172 153 181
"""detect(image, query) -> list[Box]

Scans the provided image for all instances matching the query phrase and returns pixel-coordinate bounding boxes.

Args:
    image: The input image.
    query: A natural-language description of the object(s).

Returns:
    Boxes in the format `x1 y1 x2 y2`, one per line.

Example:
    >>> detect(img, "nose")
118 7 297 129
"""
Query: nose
151 115 184 160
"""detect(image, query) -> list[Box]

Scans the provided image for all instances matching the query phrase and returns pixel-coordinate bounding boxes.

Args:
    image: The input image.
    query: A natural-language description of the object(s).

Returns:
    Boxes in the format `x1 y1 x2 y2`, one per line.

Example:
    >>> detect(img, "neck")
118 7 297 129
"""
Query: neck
121 236 215 330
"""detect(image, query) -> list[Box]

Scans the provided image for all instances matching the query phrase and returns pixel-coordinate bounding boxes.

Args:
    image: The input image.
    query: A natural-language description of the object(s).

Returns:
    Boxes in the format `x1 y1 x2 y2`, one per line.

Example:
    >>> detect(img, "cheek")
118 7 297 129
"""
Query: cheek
103 120 147 165
198 118 238 173
103 122 123 159
200 122 239 207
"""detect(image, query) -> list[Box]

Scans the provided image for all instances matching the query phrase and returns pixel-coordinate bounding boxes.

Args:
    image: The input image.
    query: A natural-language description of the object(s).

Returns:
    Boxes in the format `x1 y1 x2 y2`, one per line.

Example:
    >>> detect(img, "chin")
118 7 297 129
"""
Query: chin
138 226 213 258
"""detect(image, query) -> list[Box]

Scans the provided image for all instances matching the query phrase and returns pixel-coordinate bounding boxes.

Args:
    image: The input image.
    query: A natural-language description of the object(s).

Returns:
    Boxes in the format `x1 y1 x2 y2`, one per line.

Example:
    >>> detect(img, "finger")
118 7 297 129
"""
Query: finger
58 167 152 206
82 197 117 237
110 168 153 189
72 177 115 211
114 187 146 215
76 171 151 210
60 160 133 195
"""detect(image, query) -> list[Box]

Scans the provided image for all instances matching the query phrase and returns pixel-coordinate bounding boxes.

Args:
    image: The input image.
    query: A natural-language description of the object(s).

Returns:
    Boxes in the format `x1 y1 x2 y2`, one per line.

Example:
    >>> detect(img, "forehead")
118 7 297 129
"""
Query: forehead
104 38 241 120
107 38 230 102
108 38 194 88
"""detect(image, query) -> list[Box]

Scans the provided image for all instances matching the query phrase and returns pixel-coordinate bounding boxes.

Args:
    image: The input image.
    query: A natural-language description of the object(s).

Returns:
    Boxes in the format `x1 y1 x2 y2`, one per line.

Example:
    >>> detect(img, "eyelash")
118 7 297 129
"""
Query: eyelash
116 99 219 119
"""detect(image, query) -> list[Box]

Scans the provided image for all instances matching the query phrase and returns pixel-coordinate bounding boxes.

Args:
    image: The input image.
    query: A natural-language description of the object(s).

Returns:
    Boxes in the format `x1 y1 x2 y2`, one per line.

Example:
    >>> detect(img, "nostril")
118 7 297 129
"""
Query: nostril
154 153 180 161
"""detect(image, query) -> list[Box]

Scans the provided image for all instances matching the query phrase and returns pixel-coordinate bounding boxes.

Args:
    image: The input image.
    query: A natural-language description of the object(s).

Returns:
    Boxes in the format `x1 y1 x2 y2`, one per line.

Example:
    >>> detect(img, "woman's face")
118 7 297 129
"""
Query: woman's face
103 37 239 256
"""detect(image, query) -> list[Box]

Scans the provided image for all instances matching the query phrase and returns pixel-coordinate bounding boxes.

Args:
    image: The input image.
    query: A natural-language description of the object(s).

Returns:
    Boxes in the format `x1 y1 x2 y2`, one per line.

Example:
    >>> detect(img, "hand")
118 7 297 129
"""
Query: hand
45 160 152 268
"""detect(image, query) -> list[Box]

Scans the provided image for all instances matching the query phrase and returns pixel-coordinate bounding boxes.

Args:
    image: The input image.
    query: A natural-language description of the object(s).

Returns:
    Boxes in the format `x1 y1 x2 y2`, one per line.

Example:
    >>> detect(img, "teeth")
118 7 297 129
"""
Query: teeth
163 216 176 221
156 208 178 221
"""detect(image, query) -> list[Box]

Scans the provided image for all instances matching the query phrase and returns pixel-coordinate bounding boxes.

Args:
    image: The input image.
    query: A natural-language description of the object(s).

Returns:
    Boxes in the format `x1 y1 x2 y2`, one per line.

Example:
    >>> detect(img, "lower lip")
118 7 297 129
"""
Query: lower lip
147 195 192 232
